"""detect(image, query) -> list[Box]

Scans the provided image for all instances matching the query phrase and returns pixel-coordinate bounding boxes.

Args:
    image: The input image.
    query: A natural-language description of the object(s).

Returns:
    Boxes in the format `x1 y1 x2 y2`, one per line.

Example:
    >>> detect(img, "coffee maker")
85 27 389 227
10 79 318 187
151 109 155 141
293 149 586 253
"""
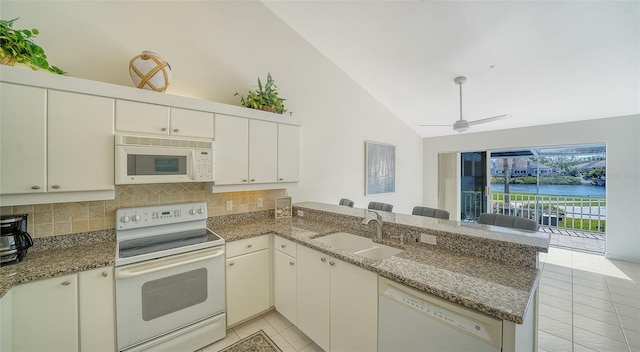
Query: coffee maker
1 214 34 266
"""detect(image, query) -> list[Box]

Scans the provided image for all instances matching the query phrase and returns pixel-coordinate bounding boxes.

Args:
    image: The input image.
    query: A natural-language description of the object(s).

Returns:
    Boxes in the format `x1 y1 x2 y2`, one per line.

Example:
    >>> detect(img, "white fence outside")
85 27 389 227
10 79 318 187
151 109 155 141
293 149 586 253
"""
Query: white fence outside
462 191 606 234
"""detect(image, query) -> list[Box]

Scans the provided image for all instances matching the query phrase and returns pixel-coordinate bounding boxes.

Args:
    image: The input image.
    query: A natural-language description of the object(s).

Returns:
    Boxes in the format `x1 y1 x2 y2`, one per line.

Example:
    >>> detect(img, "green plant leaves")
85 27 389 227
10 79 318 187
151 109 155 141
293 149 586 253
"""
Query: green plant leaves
0 17 66 74
234 72 291 115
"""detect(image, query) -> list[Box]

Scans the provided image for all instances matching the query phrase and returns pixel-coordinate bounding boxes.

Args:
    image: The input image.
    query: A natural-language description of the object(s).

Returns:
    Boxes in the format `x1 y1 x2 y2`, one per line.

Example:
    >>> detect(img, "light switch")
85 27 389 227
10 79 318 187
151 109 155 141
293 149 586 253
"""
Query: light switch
226 200 233 211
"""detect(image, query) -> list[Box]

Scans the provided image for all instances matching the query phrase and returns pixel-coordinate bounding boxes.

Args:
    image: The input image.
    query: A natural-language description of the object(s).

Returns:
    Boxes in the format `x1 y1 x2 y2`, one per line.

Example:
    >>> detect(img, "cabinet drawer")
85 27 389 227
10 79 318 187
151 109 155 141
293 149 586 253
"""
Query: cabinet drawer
274 235 296 258
226 235 269 258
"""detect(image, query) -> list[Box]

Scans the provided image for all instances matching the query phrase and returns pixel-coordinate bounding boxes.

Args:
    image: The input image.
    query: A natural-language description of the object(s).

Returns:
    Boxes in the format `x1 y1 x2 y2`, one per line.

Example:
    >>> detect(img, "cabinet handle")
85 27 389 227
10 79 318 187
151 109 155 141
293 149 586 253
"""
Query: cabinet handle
102 271 108 277
51 185 61 189
250 179 255 182
281 244 286 248
289 261 294 266
320 257 326 262
279 178 284 181
31 185 41 190
242 179 248 183
247 244 253 248
173 129 179 133
161 127 167 132
229 262 235 266
61 281 71 286
329 261 335 266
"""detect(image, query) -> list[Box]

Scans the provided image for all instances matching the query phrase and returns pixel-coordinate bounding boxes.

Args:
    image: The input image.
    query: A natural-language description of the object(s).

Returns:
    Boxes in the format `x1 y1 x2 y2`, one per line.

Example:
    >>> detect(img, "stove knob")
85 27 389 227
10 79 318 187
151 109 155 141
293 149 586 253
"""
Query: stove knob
120 215 131 223
189 209 197 215
132 215 141 222
197 208 205 215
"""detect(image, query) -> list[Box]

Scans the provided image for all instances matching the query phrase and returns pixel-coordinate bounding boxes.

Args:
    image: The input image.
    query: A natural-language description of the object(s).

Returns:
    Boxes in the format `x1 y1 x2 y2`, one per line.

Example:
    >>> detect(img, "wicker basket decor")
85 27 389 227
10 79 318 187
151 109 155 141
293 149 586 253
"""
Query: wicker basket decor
129 51 171 92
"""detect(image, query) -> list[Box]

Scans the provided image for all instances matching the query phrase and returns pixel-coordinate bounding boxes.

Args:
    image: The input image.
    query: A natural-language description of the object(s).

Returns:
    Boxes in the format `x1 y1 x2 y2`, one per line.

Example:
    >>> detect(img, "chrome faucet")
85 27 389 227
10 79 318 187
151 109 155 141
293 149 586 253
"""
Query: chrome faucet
361 210 383 240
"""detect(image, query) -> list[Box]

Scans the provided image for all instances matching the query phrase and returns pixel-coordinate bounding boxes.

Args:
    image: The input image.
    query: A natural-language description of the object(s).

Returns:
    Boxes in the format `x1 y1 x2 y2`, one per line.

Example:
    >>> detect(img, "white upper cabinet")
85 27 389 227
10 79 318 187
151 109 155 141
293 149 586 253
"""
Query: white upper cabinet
0 84 114 203
0 83 47 194
213 114 299 188
249 120 278 183
215 115 279 185
170 107 214 139
48 90 114 193
278 124 301 183
215 115 249 185
115 100 168 135
116 100 213 139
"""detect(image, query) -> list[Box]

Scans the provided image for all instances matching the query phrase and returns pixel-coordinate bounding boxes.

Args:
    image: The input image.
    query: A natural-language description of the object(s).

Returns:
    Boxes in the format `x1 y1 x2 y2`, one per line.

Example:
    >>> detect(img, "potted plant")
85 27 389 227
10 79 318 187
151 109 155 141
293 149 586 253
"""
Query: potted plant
0 17 65 74
234 73 291 115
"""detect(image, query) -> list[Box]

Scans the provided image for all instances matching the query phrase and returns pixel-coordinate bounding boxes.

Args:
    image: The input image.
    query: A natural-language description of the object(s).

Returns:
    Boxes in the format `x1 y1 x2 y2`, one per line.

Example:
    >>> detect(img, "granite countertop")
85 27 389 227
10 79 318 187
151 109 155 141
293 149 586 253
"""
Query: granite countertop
0 240 115 298
0 203 544 325
294 201 550 250
211 216 541 324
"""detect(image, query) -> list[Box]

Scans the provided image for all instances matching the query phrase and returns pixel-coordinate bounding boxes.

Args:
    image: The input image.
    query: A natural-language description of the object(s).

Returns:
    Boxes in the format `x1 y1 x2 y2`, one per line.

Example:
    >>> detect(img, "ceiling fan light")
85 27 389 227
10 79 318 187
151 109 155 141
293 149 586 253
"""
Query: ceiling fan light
453 120 469 132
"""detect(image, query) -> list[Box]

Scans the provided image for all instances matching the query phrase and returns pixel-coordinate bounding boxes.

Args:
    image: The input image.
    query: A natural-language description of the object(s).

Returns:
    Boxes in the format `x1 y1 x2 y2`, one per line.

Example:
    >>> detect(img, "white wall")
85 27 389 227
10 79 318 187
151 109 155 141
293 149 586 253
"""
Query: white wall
423 115 640 263
1 1 423 213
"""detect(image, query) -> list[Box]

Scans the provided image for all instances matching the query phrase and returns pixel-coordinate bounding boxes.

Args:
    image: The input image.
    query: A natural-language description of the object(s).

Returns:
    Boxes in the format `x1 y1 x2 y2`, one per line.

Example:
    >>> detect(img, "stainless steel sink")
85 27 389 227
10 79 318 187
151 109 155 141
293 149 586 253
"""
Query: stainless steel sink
313 232 402 260
354 246 403 260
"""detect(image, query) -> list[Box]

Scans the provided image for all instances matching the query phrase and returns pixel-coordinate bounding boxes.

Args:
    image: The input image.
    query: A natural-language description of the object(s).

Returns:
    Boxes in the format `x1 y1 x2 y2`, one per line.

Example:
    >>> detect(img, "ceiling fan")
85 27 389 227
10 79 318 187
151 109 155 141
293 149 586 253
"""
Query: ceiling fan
420 76 511 133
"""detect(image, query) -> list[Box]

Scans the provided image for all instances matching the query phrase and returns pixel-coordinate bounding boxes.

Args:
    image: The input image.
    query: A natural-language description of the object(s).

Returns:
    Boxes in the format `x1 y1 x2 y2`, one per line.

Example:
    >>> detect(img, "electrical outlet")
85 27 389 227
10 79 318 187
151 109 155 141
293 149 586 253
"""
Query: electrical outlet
257 198 263 208
420 233 437 245
297 210 304 217
225 200 233 211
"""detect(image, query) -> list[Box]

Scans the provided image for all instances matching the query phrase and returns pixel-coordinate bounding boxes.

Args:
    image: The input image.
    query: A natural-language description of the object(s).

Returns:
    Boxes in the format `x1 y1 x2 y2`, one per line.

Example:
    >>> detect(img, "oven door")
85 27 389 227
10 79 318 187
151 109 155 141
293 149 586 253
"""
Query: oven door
115 246 225 350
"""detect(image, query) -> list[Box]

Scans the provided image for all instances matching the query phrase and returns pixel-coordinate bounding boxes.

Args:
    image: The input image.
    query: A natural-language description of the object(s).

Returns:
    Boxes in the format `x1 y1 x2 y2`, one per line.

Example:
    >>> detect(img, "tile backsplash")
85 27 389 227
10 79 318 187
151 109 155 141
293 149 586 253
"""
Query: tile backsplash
0 184 287 238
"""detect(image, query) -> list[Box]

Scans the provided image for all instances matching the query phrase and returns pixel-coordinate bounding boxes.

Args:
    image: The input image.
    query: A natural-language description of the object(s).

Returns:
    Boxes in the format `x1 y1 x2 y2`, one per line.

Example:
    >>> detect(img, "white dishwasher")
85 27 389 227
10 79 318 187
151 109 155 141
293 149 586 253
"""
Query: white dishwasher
378 277 503 352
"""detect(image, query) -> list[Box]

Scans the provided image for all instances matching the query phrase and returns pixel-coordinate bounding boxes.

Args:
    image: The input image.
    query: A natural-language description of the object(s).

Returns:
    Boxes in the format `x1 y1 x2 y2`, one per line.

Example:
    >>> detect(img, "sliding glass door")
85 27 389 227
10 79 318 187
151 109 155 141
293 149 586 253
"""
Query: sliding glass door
460 152 487 222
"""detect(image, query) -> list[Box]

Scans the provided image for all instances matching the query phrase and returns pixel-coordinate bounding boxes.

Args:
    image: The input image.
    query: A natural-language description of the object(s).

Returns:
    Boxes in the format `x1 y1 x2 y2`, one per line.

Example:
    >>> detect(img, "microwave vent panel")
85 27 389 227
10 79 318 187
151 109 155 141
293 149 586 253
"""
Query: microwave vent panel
117 135 213 149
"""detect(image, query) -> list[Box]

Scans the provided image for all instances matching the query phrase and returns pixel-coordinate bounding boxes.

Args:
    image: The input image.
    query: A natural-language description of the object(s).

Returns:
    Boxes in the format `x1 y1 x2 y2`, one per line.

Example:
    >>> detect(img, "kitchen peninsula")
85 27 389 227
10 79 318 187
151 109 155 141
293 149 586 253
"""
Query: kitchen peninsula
0 201 549 352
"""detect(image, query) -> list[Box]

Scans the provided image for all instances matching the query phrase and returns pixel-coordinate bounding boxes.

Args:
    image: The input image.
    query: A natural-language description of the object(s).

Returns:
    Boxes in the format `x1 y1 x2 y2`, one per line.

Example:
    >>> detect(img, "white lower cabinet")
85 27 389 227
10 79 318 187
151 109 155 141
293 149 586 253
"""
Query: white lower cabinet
226 235 271 327
8 267 115 352
273 236 297 324
296 245 378 352
0 287 13 351
79 267 116 352
11 274 79 352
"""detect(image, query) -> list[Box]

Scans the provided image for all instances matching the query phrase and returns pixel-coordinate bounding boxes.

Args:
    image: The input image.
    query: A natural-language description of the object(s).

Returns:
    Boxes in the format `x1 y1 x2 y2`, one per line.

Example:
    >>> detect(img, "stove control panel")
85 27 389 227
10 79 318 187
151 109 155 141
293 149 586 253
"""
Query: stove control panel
116 202 207 230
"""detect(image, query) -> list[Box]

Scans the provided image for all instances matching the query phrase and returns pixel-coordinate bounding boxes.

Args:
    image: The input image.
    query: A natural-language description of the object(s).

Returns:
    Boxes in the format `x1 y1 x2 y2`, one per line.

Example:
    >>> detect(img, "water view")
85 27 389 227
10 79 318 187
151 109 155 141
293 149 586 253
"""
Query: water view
490 184 605 198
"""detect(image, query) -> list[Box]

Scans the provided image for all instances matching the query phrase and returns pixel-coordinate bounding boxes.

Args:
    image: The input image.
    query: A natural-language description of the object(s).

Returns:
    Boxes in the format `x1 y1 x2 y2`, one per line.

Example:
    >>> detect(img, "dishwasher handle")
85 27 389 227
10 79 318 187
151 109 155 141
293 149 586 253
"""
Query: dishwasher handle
116 247 224 279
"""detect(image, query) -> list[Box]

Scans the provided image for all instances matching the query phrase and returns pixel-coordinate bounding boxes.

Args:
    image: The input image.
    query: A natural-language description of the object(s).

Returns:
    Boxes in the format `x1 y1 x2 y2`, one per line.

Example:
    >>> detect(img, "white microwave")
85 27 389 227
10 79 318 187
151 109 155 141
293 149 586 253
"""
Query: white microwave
115 134 214 185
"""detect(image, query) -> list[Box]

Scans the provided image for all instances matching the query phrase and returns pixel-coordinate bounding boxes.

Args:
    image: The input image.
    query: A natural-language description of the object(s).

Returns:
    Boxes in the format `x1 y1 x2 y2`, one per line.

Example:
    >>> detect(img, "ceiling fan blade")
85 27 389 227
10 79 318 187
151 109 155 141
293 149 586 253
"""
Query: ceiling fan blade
467 114 512 126
418 124 452 127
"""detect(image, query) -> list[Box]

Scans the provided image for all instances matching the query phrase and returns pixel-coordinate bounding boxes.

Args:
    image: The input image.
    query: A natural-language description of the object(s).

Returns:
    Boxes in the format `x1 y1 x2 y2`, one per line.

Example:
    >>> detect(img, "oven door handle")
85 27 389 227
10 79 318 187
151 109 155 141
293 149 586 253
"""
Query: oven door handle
115 247 224 279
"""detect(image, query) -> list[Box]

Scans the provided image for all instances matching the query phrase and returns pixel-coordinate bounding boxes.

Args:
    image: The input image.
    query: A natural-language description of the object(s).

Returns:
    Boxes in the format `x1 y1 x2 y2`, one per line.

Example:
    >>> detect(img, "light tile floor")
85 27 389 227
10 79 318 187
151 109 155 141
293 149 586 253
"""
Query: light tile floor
198 310 324 352
539 247 640 352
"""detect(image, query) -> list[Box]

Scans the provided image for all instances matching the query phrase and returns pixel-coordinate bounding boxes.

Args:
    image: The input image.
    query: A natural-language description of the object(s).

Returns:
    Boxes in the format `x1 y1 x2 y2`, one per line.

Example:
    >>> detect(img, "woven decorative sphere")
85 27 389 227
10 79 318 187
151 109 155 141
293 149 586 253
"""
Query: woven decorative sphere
129 51 171 92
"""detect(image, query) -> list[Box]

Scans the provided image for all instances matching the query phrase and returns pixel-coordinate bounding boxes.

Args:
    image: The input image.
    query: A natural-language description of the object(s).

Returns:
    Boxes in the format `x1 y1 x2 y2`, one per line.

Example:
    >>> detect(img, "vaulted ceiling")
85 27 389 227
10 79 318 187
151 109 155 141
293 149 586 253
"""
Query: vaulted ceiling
264 1 640 137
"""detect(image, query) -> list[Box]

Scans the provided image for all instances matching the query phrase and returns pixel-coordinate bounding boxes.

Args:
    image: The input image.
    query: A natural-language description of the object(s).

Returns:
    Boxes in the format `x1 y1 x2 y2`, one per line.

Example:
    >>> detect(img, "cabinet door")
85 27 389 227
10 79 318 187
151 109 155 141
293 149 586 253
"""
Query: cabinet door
12 274 79 352
79 267 115 352
0 288 12 351
115 100 169 135
330 258 378 352
249 120 278 184
215 115 249 185
296 245 330 352
277 124 301 183
0 83 47 194
226 249 270 326
48 90 114 192
170 107 214 139
274 250 297 324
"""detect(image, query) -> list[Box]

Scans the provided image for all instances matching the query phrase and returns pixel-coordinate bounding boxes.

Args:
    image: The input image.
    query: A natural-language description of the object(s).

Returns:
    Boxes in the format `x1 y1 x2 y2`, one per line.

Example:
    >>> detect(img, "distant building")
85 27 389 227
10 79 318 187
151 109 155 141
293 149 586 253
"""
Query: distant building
575 160 606 171
491 158 556 177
